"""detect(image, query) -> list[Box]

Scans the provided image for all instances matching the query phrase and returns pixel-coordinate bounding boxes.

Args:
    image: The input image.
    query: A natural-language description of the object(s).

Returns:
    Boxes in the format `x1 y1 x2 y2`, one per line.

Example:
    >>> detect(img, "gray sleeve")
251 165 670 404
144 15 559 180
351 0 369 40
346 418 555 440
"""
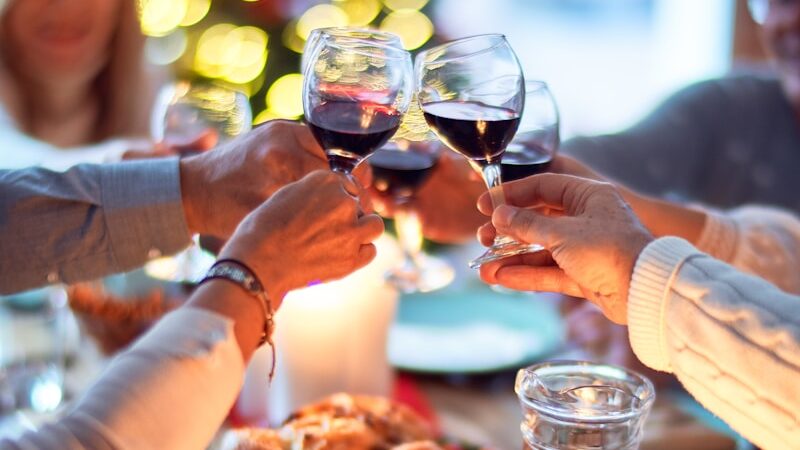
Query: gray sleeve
0 158 191 294
562 81 722 200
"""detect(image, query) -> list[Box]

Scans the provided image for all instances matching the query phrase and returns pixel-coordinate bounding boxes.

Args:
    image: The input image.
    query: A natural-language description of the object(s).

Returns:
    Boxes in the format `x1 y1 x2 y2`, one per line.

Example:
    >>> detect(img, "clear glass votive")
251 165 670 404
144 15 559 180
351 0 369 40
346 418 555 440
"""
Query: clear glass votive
515 360 655 450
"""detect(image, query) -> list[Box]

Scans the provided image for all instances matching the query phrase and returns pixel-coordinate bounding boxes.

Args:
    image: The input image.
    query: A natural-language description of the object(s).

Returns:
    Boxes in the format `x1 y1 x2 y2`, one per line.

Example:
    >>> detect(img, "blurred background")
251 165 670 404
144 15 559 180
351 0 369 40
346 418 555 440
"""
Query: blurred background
139 0 766 139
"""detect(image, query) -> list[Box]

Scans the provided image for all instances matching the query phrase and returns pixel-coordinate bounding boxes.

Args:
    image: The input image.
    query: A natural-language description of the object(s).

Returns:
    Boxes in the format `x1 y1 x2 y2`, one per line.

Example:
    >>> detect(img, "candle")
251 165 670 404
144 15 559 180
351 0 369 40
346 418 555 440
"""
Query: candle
238 235 403 424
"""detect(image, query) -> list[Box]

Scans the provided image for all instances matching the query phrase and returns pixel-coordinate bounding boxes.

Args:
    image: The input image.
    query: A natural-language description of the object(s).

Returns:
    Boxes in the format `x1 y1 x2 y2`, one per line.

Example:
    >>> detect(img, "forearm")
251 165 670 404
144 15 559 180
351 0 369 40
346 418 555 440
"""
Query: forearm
0 160 191 294
623 189 707 244
1 283 261 450
628 237 800 450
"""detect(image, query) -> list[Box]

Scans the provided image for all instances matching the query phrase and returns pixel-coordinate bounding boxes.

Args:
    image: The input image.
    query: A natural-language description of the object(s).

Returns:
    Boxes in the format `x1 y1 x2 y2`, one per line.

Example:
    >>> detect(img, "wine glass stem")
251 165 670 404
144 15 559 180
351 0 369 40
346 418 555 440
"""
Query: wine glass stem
395 205 423 268
481 163 516 246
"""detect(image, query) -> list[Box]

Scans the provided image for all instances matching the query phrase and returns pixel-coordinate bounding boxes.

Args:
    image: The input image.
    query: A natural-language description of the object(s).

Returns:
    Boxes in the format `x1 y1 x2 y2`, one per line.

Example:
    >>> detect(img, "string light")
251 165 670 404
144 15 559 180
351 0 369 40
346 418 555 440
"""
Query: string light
379 9 433 50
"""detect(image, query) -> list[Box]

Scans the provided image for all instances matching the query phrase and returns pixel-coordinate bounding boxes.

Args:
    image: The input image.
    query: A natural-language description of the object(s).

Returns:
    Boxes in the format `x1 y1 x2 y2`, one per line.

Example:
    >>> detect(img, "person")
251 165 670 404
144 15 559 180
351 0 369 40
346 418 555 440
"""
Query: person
0 0 168 169
0 120 385 448
476 173 800 450
1 120 330 292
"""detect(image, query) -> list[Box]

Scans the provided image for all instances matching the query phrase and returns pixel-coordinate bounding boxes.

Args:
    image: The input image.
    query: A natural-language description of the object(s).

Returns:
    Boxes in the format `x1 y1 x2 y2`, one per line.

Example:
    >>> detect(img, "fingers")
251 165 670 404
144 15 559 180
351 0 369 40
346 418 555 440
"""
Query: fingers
357 214 385 242
479 251 554 284
491 205 564 248
477 173 606 214
477 222 496 246
494 266 585 297
356 243 377 268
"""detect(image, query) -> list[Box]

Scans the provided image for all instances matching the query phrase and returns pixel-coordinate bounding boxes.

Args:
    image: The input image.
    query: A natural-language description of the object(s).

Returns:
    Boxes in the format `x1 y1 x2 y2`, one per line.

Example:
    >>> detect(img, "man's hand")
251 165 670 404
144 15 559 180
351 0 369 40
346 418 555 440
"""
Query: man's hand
476 174 653 324
219 170 384 303
179 120 327 238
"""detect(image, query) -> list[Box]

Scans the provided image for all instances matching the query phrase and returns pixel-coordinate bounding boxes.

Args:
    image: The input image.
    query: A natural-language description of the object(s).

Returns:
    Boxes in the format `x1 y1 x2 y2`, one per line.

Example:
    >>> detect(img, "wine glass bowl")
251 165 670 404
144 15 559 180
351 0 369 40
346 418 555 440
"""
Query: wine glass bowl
415 34 538 269
301 27 404 75
370 139 455 293
501 80 560 182
303 38 413 176
151 81 251 151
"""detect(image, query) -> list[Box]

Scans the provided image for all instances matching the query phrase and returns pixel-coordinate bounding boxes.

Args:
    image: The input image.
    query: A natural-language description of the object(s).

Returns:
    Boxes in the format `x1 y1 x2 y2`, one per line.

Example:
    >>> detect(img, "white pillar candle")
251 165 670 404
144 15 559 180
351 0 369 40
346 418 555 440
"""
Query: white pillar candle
239 235 402 424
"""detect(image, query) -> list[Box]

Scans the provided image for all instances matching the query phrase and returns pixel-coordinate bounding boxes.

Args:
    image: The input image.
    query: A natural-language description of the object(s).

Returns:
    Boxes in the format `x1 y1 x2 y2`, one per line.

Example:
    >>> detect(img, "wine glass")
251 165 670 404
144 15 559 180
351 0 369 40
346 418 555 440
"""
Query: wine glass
501 80 560 182
303 37 413 179
145 81 252 283
415 34 539 269
370 138 455 293
301 27 404 75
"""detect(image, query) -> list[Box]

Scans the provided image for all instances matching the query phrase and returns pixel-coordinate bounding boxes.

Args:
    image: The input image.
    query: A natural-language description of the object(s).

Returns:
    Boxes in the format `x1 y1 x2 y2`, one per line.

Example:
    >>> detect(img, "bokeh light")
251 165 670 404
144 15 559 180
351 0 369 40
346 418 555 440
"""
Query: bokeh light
145 29 188 65
379 9 433 50
282 20 306 54
195 24 269 84
382 0 429 11
296 4 349 40
138 0 189 37
334 0 382 27
266 73 305 118
180 0 211 27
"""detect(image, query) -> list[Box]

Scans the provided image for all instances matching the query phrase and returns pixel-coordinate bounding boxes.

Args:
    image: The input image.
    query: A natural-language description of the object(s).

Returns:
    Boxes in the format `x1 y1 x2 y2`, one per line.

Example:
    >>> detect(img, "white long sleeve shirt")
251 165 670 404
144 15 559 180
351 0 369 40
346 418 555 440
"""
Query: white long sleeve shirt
629 236 800 450
0 307 247 450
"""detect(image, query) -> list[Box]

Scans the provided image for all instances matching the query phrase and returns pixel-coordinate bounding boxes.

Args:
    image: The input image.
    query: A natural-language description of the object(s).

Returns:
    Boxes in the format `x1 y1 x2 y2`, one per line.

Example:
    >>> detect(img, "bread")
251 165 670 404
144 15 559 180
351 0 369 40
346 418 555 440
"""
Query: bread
233 394 436 450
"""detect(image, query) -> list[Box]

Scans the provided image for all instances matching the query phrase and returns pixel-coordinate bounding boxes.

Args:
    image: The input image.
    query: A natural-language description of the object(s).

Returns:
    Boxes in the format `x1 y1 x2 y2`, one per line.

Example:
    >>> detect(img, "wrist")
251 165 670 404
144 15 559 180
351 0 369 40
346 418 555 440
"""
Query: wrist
218 246 287 307
179 155 207 235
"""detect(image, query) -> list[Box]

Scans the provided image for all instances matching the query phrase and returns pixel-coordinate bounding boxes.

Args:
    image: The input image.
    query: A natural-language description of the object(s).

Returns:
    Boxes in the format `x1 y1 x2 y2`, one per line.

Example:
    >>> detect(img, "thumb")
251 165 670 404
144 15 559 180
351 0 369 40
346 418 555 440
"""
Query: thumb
492 205 561 248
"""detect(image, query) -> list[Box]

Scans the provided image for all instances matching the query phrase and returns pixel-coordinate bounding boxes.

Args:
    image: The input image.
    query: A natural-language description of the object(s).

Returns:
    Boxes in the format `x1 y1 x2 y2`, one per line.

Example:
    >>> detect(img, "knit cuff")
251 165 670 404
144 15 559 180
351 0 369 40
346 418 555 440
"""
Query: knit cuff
694 207 739 263
628 237 699 372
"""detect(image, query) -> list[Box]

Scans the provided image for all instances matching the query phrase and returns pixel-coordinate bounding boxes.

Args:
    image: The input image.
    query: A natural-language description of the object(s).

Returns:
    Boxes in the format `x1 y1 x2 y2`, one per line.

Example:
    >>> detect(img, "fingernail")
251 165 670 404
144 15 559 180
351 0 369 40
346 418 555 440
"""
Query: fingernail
493 205 517 228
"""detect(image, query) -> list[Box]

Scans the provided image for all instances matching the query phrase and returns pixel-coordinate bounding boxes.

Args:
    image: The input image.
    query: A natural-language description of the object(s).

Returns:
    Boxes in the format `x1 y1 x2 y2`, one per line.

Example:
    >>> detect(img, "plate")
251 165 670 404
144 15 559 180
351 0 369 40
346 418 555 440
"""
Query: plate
387 282 564 374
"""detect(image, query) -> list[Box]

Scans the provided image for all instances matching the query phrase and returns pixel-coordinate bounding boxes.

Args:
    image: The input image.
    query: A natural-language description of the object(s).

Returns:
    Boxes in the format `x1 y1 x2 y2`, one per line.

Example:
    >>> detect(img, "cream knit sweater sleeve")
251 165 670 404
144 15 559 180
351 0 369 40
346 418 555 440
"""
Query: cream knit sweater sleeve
628 237 800 450
694 205 800 294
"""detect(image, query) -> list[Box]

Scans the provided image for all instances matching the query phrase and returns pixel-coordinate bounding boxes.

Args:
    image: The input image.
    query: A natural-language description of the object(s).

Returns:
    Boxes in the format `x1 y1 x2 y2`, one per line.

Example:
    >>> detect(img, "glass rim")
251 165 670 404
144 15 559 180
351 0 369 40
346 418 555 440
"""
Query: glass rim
515 360 656 423
315 38 412 60
309 26 403 43
416 33 509 66
525 79 550 93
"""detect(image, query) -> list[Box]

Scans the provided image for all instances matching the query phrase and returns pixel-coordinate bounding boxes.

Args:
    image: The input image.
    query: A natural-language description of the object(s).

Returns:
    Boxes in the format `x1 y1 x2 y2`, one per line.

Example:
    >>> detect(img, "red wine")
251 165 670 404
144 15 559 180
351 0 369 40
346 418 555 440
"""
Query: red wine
500 143 553 182
369 146 438 199
422 101 520 166
308 101 402 172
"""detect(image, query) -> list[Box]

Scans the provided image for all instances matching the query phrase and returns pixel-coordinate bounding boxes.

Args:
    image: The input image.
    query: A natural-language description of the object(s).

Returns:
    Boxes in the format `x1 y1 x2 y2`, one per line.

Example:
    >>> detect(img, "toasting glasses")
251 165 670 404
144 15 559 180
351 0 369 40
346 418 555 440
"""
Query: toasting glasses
303 35 414 179
415 34 541 269
145 81 252 283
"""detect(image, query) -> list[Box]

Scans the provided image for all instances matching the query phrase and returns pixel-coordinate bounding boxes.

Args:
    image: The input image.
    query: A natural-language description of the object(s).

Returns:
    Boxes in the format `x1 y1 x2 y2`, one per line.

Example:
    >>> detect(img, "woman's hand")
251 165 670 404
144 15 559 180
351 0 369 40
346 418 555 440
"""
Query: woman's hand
219 170 384 304
476 174 653 324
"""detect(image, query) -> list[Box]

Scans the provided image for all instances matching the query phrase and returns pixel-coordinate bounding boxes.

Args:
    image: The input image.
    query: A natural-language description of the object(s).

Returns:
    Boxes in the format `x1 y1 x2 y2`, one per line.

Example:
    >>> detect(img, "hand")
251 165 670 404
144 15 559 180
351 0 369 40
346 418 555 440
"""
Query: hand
219 170 384 303
370 151 486 243
476 174 653 324
179 120 328 238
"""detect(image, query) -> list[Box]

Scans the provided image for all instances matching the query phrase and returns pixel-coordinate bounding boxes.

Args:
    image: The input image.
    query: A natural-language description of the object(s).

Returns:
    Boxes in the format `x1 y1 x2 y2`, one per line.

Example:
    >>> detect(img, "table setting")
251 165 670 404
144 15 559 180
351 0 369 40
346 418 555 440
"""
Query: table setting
0 25 757 450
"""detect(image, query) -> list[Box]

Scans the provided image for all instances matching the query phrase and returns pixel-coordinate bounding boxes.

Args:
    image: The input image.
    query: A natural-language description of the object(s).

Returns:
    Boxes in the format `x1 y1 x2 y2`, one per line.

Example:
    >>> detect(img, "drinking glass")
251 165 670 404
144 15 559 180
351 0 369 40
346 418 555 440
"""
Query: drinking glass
301 27 404 75
303 37 413 179
0 288 67 430
415 34 538 268
370 139 455 293
501 80 560 183
515 361 655 450
145 81 252 283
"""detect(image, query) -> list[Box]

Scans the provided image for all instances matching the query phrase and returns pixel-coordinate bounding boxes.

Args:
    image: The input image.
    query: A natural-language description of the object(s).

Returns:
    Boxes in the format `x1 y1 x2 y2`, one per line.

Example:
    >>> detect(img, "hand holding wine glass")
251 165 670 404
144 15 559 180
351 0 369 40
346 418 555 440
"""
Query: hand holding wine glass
303 36 413 180
415 34 539 268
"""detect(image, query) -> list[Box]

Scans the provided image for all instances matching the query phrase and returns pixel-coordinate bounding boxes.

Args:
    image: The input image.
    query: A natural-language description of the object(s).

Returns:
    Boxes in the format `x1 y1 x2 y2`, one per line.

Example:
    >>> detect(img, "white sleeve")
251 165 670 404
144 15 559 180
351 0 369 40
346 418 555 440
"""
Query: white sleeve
0 106 133 170
628 237 800 450
0 307 247 450
694 205 800 294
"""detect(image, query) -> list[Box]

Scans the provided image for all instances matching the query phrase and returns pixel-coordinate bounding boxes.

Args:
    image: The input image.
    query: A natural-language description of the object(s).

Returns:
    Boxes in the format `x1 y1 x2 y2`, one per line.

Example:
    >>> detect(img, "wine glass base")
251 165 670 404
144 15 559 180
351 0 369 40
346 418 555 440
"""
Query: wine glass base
469 242 545 269
386 254 455 294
